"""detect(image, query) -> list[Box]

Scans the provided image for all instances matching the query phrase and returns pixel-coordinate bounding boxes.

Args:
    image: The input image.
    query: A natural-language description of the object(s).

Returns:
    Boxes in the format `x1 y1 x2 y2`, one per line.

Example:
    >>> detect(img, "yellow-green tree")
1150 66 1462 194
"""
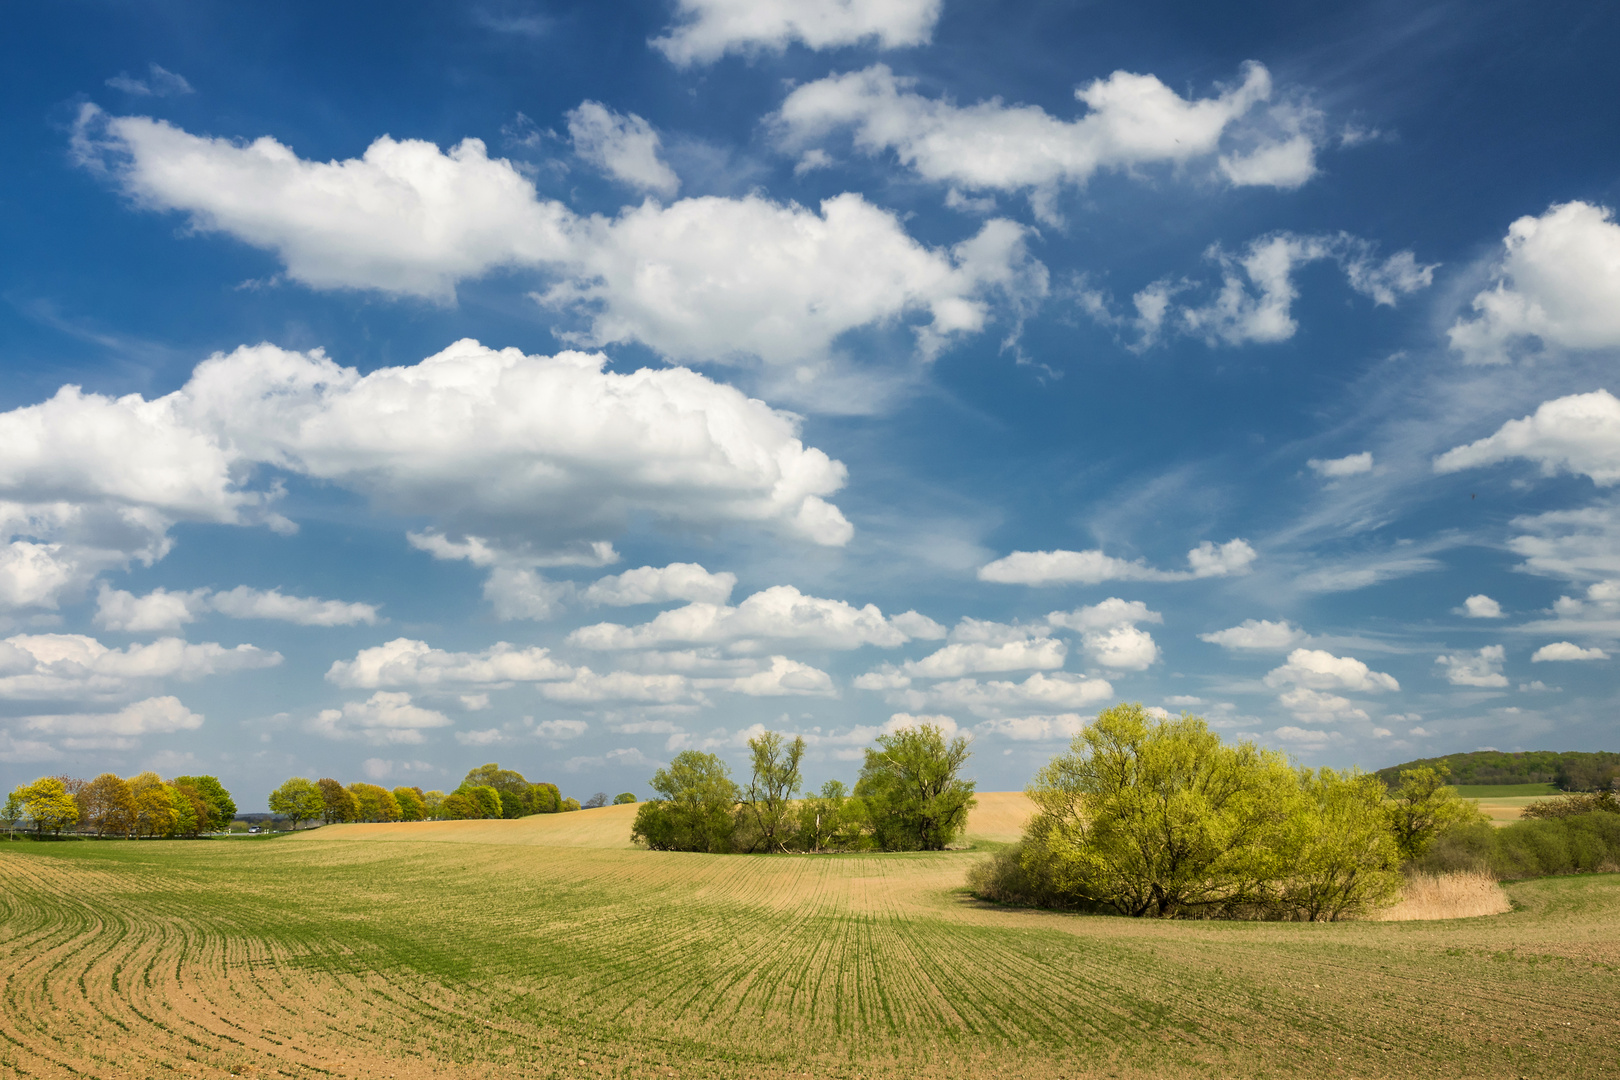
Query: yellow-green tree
129 772 178 838
740 730 805 852
173 775 236 831
348 782 402 822
393 786 426 821
1385 765 1481 859
856 722 976 851
170 783 204 837
268 777 324 829
18 777 80 836
1283 768 1402 921
1023 704 1297 917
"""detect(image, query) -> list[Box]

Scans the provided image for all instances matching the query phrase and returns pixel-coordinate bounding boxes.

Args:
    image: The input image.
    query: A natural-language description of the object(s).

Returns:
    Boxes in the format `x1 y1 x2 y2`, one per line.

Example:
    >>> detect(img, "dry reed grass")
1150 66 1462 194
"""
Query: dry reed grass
1374 869 1512 921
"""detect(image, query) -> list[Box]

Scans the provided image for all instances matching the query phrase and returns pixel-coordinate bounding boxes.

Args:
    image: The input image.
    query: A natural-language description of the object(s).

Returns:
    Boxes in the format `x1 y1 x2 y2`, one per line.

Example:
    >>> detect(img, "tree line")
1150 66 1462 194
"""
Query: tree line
630 723 978 853
4 773 236 838
267 763 634 828
1373 749 1620 790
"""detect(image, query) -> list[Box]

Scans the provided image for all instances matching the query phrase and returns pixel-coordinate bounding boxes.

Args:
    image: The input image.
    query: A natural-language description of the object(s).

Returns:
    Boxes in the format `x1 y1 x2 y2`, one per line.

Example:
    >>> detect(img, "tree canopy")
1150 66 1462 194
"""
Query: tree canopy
856 723 976 851
269 778 324 829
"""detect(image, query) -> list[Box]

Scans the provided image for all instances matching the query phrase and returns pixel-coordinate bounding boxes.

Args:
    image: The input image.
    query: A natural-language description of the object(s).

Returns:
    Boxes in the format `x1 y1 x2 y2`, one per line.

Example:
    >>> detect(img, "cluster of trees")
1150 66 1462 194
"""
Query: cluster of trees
631 724 977 854
969 704 1484 921
3 773 236 839
267 763 633 828
1374 749 1620 790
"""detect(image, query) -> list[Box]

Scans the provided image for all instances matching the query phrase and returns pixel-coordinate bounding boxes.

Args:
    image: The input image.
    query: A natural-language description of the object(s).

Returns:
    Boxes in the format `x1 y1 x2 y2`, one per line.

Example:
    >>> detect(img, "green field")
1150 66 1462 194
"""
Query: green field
1455 783 1562 798
2 800 1618 1079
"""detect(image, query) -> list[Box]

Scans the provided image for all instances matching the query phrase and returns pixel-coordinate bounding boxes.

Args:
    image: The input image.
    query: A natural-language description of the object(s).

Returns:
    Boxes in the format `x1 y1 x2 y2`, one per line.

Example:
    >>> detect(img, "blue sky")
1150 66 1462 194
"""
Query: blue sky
3 0 1618 809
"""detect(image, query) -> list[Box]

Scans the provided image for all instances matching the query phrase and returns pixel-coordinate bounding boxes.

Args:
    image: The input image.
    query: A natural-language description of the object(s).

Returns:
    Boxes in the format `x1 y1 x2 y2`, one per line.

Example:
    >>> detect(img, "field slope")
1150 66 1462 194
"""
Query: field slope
2 795 1616 1080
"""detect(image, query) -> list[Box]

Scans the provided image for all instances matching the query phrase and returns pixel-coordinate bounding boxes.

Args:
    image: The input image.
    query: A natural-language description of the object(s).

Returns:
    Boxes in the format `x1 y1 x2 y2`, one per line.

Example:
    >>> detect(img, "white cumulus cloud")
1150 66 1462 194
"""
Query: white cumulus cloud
0 633 280 701
567 101 680 197
583 563 737 606
773 62 1316 218
539 668 704 704
979 538 1254 585
0 337 856 615
1434 645 1509 687
651 0 940 67
1433 389 1620 487
326 638 573 689
1264 648 1399 693
1097 233 1435 350
94 584 379 631
1046 597 1162 670
722 655 836 696
1449 202 1620 363
924 671 1114 718
18 696 203 742
568 584 942 651
1531 641 1608 662
74 109 1044 393
1459 594 1504 619
1198 618 1305 651
308 691 454 744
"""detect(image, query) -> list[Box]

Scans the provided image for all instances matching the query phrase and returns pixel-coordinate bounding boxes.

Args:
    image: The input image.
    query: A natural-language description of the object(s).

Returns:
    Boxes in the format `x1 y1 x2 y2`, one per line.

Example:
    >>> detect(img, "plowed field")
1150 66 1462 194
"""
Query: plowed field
2 794 1616 1080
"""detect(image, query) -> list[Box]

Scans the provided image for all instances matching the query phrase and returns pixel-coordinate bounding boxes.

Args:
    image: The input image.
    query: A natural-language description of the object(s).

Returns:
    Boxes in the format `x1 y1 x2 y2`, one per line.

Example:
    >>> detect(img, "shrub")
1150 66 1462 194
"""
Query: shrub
965 842 1078 909
1410 812 1620 879
1522 790 1620 819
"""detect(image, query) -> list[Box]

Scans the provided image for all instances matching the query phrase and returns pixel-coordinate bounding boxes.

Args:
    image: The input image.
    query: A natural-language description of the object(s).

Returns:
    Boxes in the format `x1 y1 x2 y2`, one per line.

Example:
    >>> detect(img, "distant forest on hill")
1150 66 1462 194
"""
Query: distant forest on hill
1376 750 1620 790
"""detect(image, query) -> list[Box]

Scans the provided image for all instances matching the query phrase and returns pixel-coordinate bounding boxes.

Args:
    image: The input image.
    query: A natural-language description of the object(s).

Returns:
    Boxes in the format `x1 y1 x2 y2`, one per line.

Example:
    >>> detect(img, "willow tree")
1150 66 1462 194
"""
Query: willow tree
1023 704 1297 917
856 722 976 851
740 730 805 852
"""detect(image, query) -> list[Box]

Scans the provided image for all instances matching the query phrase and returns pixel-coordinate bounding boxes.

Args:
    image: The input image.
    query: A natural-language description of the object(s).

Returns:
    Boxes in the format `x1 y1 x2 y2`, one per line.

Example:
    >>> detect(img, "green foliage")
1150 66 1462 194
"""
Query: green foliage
130 773 178 838
1385 765 1483 859
3 790 25 837
1020 704 1298 917
393 786 427 821
613 792 637 805
1374 749 1619 789
441 792 476 819
530 783 562 814
170 784 202 837
421 790 448 818
740 730 805 852
17 777 80 836
1282 768 1401 921
457 785 501 819
268 778 324 829
631 750 741 852
172 775 236 830
793 780 870 852
856 722 976 851
348 782 402 822
561 797 581 812
1414 812 1620 879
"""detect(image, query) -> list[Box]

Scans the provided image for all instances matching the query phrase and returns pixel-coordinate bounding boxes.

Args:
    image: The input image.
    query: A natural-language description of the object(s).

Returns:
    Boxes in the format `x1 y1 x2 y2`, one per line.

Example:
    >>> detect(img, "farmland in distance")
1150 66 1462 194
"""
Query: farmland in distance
2 794 1617 1079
